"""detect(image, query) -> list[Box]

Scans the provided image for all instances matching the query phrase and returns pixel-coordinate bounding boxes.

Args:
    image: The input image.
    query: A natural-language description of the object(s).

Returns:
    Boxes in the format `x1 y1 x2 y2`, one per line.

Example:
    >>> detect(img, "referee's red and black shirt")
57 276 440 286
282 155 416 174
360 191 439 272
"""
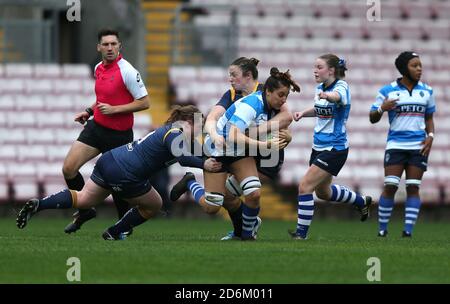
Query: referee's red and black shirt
93 54 148 131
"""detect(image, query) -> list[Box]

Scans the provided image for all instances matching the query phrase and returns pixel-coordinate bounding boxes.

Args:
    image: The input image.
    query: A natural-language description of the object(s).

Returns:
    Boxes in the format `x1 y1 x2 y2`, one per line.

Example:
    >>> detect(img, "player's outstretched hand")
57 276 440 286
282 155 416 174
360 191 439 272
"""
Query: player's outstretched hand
293 111 304 121
204 158 223 172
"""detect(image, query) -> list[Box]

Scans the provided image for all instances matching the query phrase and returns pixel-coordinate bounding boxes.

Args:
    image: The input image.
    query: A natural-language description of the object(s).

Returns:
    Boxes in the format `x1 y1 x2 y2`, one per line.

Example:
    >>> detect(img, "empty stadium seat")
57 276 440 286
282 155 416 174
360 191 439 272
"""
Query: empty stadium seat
34 64 61 78
0 79 25 93
25 79 53 94
6 111 36 128
4 63 33 78
62 64 91 78
12 181 39 201
53 79 84 94
0 95 15 111
45 94 74 111
24 128 56 145
0 145 16 162
16 95 44 111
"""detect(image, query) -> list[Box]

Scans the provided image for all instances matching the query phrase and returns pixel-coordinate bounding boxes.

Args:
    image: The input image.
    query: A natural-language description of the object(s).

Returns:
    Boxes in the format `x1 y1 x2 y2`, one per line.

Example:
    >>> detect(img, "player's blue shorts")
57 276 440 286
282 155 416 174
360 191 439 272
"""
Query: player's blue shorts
91 151 152 198
384 149 428 171
309 148 348 176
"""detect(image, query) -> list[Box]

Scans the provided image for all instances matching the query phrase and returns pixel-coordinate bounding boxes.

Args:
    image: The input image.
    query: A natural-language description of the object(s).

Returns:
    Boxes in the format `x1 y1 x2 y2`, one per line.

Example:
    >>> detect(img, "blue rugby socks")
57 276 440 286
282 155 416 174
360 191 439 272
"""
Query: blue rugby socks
404 196 421 235
187 179 205 204
242 204 259 239
378 195 394 233
330 184 365 207
296 194 314 239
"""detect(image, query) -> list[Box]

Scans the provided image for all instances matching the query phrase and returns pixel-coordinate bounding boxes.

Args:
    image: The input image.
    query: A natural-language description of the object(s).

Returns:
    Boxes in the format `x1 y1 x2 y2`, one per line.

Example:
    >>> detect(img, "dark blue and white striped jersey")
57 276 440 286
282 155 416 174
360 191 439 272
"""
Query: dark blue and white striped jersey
206 90 270 156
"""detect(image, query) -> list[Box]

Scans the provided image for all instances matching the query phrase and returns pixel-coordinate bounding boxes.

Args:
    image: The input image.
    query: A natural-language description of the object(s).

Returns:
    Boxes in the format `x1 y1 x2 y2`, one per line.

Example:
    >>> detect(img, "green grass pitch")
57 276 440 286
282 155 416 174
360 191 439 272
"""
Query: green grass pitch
0 217 449 283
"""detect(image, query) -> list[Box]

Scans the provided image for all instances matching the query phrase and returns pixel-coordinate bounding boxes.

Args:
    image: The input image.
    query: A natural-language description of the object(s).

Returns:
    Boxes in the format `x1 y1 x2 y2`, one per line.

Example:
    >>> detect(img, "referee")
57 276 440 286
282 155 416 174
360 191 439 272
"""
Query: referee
63 29 149 234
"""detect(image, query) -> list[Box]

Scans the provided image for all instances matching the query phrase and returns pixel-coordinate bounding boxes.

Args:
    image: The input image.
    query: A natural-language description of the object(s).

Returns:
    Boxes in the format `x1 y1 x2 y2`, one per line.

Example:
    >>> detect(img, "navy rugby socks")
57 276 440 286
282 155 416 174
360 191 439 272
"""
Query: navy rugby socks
37 189 75 211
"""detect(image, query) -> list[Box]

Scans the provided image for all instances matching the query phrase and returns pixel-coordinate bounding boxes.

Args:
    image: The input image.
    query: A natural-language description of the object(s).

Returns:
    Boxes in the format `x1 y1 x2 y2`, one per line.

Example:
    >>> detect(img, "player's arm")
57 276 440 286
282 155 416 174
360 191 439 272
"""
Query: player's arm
228 98 286 150
164 130 222 172
253 103 293 135
318 91 341 103
229 125 285 151
420 113 435 156
293 107 316 121
318 82 350 104
205 91 232 145
205 105 226 145
177 156 222 172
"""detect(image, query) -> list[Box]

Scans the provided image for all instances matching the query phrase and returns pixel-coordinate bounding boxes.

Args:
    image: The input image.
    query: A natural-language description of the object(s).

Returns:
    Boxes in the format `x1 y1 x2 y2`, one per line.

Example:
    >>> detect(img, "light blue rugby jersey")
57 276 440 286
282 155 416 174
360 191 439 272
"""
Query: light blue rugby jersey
371 79 436 150
313 79 351 151
205 90 269 156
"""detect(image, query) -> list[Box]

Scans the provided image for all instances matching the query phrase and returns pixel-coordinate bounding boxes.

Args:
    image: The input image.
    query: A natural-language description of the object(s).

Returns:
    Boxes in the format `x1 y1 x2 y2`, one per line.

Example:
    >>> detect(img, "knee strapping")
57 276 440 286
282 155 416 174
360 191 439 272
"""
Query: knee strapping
225 175 243 197
240 176 261 196
384 175 400 187
205 192 224 207
406 179 421 187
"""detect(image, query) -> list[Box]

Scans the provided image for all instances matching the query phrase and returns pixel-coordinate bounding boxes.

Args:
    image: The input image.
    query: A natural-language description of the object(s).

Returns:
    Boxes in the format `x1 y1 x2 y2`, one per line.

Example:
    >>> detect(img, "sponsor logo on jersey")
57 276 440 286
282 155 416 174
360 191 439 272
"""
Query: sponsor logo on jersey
396 104 426 114
315 105 333 118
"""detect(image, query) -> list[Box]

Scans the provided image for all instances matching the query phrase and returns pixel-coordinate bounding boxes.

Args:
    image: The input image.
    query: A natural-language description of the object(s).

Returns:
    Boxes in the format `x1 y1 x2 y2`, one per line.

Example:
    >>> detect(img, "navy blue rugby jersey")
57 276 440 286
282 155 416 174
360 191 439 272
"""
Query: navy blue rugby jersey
111 124 204 181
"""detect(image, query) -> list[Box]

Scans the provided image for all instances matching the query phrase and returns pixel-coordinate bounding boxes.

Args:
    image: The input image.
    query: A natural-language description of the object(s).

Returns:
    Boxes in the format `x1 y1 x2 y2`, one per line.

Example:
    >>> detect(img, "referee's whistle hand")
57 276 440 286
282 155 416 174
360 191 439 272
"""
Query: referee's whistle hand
74 112 89 124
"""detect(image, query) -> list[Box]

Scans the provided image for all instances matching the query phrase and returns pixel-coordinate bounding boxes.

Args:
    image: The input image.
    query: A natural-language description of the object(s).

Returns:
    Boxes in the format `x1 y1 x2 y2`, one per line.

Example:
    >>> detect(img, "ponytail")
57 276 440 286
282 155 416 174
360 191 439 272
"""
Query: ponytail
231 57 260 79
319 54 348 79
263 67 301 93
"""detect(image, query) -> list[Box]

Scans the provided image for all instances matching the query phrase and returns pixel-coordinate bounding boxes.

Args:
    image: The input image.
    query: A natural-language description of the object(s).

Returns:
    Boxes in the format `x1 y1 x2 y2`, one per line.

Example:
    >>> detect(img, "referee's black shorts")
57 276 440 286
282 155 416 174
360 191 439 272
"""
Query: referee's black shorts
77 119 133 153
